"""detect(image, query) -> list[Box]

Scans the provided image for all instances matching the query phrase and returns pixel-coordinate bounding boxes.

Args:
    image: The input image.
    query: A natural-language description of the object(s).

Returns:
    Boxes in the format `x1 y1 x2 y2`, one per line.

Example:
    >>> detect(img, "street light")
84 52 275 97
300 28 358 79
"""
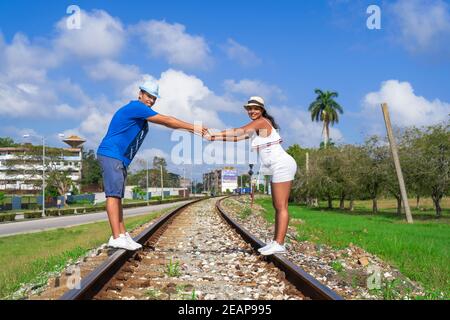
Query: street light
160 165 164 200
23 133 65 218
23 134 46 217
146 159 149 205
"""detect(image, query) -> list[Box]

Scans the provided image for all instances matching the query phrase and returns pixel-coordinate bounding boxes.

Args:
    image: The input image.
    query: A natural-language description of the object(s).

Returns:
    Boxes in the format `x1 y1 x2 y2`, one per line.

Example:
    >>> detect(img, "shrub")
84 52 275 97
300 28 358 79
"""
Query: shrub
60 208 75 216
24 211 43 219
45 209 60 217
0 213 16 222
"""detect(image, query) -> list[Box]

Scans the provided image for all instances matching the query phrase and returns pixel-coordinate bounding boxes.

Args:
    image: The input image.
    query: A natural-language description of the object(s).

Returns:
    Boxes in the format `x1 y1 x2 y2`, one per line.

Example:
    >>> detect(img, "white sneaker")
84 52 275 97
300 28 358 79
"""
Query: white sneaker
125 232 142 250
258 240 275 253
260 241 287 256
108 235 138 251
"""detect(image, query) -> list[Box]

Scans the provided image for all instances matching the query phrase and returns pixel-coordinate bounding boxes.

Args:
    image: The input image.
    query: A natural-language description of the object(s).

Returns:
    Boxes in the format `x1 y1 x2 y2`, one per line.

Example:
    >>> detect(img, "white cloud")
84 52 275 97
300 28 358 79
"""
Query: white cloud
0 126 40 142
55 9 126 59
128 148 170 172
389 0 450 55
85 59 141 83
135 148 169 163
270 106 344 148
0 80 58 118
223 79 286 102
363 80 450 128
66 69 242 150
154 69 233 129
63 110 114 149
0 73 94 119
0 11 124 120
0 33 60 82
132 20 212 69
222 38 261 67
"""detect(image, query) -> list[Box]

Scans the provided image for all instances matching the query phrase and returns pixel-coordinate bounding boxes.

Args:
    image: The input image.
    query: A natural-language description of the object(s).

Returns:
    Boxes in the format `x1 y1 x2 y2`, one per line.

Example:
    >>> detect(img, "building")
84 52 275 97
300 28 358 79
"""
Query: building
180 178 192 189
203 167 238 194
0 135 85 194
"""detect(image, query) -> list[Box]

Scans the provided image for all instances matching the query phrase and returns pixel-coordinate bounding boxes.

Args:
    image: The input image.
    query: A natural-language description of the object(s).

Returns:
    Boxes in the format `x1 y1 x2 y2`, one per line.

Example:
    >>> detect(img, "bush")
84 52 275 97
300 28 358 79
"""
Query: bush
60 208 75 216
24 211 43 219
45 186 59 198
123 202 146 209
74 199 92 206
45 209 60 217
0 213 16 222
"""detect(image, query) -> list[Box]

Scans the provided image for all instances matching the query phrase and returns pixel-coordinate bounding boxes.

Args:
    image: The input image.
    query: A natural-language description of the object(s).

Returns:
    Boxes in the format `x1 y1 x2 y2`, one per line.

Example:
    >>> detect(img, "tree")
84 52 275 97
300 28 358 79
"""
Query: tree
81 149 103 189
361 136 389 214
411 122 450 217
0 137 17 147
237 174 250 188
195 182 203 193
337 145 366 211
153 156 167 171
286 144 309 203
128 156 181 188
46 170 73 198
308 89 344 147
401 127 429 209
299 147 341 209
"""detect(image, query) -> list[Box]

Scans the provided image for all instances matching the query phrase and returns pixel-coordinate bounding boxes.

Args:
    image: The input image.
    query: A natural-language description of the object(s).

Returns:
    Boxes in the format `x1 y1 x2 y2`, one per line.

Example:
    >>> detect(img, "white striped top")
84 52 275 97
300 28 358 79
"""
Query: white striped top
251 118 282 150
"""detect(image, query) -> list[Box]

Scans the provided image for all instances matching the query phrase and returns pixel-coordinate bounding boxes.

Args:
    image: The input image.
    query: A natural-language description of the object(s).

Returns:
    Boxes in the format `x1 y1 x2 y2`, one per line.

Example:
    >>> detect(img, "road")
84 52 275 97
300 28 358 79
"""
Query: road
0 200 193 238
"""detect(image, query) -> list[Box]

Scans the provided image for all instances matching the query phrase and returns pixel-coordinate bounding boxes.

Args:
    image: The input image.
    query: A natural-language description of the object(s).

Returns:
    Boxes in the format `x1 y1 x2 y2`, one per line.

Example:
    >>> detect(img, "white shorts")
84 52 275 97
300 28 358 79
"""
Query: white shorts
258 145 298 183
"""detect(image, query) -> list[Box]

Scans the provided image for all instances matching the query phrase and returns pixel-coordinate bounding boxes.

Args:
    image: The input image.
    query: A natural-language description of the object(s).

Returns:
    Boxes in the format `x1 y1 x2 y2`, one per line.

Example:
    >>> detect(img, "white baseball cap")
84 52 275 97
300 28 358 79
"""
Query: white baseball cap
139 80 160 98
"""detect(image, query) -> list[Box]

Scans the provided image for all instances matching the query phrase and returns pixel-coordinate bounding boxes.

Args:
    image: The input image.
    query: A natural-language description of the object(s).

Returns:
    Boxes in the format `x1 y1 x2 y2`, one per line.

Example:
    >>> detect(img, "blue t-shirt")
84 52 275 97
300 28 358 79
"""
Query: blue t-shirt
97 100 158 166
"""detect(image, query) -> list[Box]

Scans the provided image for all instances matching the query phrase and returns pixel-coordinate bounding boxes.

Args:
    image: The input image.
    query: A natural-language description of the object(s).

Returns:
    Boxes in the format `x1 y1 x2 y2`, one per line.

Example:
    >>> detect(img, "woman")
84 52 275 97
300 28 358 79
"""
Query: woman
207 96 297 255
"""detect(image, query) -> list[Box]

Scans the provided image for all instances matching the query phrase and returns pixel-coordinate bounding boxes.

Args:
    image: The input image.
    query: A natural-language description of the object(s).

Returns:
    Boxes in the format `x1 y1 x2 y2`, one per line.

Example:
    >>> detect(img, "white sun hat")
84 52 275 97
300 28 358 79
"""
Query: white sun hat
244 96 266 111
139 80 161 99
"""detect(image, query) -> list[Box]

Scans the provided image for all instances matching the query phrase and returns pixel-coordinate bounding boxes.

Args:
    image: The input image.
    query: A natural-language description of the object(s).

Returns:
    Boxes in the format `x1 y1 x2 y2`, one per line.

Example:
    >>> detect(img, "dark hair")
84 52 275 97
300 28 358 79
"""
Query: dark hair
262 110 279 130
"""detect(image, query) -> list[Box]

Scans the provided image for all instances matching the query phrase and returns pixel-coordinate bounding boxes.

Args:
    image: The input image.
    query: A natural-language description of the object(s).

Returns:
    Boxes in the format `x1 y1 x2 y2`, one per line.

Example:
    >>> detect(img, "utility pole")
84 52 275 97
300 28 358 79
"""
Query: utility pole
182 165 186 198
23 134 46 217
160 164 164 200
381 103 413 224
146 159 149 205
42 136 45 217
249 164 254 208
306 152 310 206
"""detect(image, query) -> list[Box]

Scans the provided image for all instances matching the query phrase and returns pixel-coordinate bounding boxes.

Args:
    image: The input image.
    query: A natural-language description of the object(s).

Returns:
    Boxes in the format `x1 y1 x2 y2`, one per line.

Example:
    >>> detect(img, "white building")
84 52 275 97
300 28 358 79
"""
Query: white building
203 167 238 193
0 135 85 194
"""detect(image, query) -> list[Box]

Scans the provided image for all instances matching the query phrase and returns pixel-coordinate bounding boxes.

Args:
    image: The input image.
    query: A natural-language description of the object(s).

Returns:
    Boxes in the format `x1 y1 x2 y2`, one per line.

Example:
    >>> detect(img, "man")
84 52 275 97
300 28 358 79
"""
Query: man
97 80 208 250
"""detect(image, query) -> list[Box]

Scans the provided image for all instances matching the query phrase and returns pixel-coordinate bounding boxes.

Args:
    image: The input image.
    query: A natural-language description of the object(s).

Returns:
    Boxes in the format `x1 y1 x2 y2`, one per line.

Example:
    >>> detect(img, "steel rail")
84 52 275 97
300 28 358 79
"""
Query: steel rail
216 197 344 300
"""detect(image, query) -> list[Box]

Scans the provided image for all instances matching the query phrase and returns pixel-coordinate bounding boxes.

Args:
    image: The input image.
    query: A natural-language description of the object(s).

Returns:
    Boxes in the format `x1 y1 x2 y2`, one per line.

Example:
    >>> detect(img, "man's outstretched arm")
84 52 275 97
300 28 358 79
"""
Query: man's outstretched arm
147 114 208 136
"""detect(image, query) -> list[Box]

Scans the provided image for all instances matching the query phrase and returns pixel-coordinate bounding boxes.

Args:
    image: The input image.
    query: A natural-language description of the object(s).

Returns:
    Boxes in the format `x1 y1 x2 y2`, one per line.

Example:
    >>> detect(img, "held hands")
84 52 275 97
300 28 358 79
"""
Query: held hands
193 126 210 138
192 125 218 141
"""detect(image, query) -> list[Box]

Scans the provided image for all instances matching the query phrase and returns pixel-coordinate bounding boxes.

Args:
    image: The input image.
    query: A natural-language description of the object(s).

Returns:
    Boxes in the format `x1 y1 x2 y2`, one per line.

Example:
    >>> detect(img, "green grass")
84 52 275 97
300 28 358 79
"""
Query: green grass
165 258 181 277
239 207 252 220
318 197 450 219
0 207 174 299
256 196 450 299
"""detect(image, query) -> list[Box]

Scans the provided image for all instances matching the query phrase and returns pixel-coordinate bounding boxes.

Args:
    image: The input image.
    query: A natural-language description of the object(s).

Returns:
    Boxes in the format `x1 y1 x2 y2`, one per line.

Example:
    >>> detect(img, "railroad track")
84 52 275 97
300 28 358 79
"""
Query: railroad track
60 197 343 300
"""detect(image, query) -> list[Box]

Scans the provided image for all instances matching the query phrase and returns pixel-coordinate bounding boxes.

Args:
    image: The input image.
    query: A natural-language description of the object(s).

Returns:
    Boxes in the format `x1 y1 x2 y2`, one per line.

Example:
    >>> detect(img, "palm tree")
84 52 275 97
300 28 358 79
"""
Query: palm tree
308 89 344 147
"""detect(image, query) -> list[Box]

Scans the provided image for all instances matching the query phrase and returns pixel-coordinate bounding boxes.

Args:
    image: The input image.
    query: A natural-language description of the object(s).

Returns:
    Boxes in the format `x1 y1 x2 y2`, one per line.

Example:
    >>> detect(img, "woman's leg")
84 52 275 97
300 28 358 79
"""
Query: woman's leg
271 180 293 245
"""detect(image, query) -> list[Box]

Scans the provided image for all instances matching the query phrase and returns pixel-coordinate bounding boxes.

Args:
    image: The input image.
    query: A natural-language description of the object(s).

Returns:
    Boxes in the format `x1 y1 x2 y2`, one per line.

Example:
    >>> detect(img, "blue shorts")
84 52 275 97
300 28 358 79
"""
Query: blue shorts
97 154 127 198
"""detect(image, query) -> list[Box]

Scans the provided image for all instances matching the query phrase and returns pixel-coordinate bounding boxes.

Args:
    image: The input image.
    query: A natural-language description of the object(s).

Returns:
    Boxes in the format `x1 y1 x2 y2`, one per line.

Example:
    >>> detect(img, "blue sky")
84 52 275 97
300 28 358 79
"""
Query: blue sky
1 0 449 178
